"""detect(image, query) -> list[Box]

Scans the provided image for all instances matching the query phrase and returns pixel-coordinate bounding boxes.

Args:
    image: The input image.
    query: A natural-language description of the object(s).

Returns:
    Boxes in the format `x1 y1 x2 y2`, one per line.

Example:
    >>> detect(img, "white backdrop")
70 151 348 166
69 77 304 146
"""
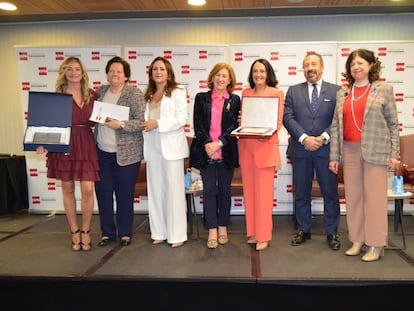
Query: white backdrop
15 42 414 215
16 46 121 214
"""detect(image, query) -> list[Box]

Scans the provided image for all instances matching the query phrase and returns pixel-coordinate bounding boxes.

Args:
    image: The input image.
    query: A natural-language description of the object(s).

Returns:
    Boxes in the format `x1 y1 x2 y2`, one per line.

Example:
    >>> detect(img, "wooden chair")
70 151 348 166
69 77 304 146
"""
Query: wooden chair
230 166 243 196
310 164 345 199
396 133 414 191
134 161 147 197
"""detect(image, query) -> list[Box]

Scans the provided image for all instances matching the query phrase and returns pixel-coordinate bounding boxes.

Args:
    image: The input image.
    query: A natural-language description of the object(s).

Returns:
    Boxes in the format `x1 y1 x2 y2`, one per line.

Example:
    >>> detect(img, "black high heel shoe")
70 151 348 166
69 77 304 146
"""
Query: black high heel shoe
71 229 81 251
98 237 114 247
80 230 92 251
120 237 131 246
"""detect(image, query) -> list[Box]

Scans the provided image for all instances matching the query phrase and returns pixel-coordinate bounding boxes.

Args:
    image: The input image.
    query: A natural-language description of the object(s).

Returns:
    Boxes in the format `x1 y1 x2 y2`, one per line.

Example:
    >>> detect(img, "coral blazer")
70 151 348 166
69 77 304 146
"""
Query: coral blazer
238 87 285 168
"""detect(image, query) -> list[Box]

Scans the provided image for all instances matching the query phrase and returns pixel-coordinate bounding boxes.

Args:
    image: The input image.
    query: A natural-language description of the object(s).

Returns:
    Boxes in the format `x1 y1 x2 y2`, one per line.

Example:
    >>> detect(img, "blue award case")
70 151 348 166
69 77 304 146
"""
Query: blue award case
23 91 73 153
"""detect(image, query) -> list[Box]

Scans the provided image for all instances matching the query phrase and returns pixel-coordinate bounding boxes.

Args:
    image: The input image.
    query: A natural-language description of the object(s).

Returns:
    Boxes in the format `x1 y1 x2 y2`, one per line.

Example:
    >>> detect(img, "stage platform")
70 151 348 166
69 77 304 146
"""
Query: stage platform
0 211 413 310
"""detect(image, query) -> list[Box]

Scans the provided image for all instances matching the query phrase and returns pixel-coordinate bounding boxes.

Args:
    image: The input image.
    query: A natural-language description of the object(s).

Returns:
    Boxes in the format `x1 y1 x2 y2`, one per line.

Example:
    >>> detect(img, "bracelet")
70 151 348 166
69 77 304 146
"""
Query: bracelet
217 140 223 148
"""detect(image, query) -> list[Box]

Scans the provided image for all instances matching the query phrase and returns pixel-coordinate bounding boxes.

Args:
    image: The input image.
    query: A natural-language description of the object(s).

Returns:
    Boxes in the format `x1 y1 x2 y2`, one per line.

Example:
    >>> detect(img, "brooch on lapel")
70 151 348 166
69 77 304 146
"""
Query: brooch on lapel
225 98 232 111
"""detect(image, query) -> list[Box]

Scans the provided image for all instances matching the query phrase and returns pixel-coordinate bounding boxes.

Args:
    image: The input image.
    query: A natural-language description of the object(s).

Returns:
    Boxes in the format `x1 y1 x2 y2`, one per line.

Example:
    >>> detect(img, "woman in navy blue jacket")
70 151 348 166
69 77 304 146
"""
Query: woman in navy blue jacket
190 62 240 249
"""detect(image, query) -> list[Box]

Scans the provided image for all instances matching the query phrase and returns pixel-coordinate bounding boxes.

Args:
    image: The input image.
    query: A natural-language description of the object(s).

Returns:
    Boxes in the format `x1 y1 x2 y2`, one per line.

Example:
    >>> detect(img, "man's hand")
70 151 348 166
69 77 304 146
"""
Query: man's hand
303 136 324 151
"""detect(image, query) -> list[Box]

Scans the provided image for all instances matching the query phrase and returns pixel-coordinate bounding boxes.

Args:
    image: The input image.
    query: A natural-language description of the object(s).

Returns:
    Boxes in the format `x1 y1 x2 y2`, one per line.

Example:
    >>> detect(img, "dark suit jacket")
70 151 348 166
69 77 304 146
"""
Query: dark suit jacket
283 80 341 158
189 91 240 170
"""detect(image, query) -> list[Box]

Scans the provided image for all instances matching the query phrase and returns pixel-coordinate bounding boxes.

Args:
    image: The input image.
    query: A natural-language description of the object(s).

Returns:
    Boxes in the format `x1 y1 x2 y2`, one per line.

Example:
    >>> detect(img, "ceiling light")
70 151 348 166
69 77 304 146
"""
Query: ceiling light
0 2 17 11
188 0 206 6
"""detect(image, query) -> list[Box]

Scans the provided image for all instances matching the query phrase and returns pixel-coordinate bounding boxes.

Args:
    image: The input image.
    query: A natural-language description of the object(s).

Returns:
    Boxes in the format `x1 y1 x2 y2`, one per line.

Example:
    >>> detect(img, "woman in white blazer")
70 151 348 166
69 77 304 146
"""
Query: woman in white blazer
142 56 189 248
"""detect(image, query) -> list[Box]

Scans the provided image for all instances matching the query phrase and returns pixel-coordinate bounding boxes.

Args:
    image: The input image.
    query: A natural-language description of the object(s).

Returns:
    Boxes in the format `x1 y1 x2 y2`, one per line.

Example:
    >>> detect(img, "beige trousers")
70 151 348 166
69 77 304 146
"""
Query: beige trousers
343 141 388 247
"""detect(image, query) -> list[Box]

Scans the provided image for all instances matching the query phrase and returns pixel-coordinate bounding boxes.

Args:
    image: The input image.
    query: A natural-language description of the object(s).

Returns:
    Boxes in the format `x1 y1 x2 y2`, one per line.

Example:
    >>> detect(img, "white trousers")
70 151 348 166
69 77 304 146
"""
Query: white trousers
145 131 187 244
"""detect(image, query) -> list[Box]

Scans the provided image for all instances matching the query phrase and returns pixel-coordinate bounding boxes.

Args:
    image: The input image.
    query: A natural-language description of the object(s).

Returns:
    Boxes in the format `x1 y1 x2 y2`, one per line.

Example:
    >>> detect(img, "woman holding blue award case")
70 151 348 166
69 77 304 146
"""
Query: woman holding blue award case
37 56 99 251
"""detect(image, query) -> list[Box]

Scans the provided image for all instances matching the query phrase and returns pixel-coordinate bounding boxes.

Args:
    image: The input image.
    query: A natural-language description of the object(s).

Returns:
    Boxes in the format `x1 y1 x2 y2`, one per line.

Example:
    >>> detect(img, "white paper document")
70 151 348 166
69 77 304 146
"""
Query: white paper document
89 100 130 124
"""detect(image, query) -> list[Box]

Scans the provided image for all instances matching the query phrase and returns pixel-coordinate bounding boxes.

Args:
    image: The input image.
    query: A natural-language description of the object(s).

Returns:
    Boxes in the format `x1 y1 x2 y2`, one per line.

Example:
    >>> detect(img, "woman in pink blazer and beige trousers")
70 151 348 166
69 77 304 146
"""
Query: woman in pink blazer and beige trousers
238 59 285 251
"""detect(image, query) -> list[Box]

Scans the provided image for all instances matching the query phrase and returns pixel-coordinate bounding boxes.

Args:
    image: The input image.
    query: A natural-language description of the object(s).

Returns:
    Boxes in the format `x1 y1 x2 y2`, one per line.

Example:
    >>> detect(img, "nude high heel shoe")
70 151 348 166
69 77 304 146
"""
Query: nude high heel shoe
345 242 364 256
361 246 384 262
256 241 269 251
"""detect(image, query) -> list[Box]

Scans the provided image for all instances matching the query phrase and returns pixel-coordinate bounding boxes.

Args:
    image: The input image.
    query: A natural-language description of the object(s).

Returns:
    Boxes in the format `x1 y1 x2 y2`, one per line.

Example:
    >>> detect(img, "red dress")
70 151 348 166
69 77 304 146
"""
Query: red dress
46 90 100 182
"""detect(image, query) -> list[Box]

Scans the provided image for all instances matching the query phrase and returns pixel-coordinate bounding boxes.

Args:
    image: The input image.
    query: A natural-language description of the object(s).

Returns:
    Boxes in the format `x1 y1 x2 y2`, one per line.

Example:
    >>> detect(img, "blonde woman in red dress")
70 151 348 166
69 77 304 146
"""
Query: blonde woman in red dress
37 56 99 251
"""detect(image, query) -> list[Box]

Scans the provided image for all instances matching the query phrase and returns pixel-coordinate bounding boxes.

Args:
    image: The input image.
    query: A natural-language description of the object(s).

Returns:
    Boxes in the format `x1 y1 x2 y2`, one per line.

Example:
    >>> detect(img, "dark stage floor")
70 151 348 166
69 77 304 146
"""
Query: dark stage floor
1 210 413 310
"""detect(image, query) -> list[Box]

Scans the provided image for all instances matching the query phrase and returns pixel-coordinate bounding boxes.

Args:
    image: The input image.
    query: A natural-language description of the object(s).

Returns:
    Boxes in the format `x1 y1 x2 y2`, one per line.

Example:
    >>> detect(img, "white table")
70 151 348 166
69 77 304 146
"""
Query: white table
185 188 203 240
387 190 413 250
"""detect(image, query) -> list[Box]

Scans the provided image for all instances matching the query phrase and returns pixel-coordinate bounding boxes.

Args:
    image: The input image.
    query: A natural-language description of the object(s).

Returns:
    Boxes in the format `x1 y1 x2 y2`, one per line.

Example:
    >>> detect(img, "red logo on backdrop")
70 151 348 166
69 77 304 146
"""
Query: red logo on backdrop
55 51 65 61
91 51 100 60
288 66 297 76
38 66 47 76
286 184 293 193
412 107 414 117
379 77 386 82
164 50 172 59
47 182 56 191
270 51 279 61
199 50 208 59
181 65 190 74
129 80 137 87
340 78 348 88
133 197 140 204
19 51 28 61
395 93 404 102
199 80 208 89
128 50 137 60
24 111 28 120
92 81 101 90
22 81 30 91
186 93 190 104
29 168 38 177
399 123 403 132
340 198 346 204
234 52 243 62
184 124 190 133
396 62 405 72
306 50 316 55
273 198 277 207
341 47 350 57
235 82 243 92
378 47 387 57
32 196 41 205
233 197 243 207
146 65 150 75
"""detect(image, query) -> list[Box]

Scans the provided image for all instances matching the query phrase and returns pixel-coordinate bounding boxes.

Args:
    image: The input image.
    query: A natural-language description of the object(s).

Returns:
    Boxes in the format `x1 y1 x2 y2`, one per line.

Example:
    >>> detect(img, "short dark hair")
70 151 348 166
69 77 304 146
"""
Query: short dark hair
105 56 131 82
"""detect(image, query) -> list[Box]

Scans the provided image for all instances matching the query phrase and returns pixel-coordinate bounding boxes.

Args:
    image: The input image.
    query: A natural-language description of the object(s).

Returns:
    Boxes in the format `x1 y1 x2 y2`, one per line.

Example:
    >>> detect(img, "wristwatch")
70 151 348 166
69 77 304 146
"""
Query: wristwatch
120 121 125 129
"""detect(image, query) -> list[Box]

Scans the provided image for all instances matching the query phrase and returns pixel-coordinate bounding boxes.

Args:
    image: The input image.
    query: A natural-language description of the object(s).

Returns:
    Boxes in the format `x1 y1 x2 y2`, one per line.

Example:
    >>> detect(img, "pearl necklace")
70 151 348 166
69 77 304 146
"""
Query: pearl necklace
350 83 371 132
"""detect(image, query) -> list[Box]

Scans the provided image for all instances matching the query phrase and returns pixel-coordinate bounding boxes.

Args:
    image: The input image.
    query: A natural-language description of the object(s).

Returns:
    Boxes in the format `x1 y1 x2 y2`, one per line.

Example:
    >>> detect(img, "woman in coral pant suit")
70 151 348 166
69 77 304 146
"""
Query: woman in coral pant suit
238 58 285 251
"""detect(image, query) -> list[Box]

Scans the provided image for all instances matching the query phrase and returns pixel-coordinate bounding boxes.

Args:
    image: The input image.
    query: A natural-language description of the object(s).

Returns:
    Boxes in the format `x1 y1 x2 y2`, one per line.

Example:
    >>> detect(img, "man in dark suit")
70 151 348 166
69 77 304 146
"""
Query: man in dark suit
283 52 341 250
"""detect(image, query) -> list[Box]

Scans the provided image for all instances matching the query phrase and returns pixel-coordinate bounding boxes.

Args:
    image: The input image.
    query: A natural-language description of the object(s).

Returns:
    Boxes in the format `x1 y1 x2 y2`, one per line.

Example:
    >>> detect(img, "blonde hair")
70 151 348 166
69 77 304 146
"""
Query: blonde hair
55 56 92 105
